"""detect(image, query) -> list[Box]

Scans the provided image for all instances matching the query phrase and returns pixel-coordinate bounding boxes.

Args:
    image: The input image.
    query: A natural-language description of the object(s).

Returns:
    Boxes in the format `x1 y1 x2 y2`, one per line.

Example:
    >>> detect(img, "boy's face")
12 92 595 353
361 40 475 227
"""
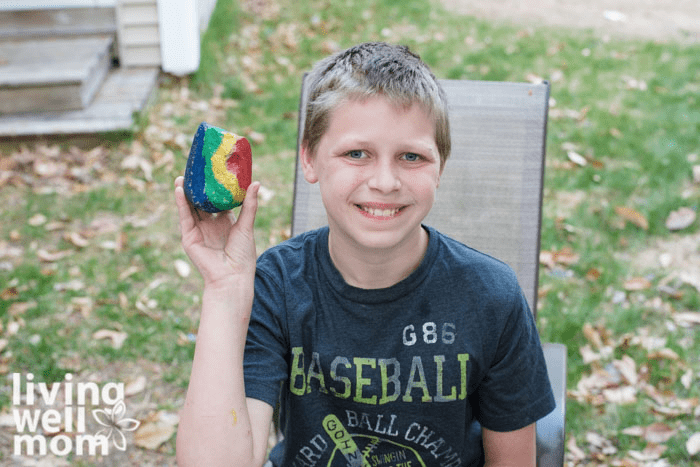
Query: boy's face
301 95 442 253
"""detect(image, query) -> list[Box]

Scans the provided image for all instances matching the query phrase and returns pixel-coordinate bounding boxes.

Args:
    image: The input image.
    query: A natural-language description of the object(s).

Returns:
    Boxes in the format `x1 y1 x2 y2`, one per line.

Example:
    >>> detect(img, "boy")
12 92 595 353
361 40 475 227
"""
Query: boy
175 42 555 467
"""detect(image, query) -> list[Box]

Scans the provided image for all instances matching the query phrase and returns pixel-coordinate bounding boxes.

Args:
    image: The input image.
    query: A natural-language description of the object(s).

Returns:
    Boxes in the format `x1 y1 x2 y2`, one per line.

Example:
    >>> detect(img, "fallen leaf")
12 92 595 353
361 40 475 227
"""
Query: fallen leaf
134 411 179 450
121 152 154 181
585 431 618 455
0 287 18 300
623 422 676 444
647 348 680 360
258 185 275 204
37 249 73 262
603 386 637 404
567 150 587 167
693 165 700 184
65 232 89 248
613 355 638 385
70 297 93 318
636 333 667 351
585 268 602 281
681 370 693 389
622 426 645 437
92 329 128 349
124 375 147 397
119 265 141 281
579 344 601 364
566 437 586 461
644 422 677 443
53 280 85 292
554 247 580 265
539 251 555 268
628 443 667 461
583 323 604 348
623 277 652 291
652 397 699 417
28 213 48 226
666 207 696 231
687 432 700 456
0 411 15 427
174 259 191 278
247 131 265 145
44 221 65 231
540 247 580 268
6 319 24 336
526 73 545 84
8 301 37 315
615 206 649 230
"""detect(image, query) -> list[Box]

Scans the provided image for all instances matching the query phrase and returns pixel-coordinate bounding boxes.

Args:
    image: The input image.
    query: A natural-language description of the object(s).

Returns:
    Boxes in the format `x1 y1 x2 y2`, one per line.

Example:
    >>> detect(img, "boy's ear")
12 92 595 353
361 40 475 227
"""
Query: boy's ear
300 144 319 184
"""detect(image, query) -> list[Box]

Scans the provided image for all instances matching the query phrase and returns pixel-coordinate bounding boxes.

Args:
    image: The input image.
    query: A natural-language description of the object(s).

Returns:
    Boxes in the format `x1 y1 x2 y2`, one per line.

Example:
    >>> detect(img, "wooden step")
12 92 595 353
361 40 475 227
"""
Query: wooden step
0 67 160 136
0 7 116 40
0 35 114 114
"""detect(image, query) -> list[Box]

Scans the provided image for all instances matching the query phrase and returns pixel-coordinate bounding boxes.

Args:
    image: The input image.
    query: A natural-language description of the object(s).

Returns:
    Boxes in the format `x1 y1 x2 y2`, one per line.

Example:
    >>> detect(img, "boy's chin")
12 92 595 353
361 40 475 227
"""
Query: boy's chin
337 224 424 252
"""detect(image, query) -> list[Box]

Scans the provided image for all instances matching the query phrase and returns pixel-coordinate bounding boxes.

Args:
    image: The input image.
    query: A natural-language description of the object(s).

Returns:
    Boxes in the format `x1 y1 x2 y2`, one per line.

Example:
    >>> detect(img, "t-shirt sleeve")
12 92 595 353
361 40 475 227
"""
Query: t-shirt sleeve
474 281 556 432
243 263 288 409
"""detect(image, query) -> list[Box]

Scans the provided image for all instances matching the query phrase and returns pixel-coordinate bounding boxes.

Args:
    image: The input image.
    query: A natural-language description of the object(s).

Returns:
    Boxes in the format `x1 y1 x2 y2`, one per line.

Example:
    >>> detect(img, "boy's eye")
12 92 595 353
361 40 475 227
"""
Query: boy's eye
402 153 421 162
347 150 366 159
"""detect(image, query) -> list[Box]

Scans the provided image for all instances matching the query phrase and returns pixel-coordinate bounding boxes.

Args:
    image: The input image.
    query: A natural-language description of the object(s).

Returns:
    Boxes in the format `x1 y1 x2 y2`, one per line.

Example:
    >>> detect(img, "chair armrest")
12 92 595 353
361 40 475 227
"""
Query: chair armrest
536 342 567 467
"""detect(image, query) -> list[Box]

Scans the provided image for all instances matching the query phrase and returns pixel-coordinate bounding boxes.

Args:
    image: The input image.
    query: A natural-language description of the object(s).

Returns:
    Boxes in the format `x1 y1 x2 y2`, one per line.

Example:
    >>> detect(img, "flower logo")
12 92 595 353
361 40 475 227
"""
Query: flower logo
92 399 140 451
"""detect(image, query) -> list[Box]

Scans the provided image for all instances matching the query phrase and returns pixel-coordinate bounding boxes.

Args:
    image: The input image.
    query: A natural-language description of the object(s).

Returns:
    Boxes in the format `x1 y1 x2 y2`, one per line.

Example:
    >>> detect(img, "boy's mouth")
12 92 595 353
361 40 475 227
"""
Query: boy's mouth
355 203 406 218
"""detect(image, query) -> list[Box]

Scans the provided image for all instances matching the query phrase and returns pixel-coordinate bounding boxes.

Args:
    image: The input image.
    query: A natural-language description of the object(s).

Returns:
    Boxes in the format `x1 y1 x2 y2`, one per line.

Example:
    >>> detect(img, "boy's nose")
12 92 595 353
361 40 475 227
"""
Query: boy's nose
367 160 401 192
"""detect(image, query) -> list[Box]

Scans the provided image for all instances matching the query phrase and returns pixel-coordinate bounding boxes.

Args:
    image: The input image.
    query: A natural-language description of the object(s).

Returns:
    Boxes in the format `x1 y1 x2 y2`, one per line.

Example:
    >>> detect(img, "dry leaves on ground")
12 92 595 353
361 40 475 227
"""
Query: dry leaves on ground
134 411 180 451
568 320 700 465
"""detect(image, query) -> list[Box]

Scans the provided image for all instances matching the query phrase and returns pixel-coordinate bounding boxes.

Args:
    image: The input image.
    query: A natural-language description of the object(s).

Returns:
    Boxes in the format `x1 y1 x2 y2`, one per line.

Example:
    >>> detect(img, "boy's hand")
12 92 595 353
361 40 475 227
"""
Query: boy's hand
174 176 260 289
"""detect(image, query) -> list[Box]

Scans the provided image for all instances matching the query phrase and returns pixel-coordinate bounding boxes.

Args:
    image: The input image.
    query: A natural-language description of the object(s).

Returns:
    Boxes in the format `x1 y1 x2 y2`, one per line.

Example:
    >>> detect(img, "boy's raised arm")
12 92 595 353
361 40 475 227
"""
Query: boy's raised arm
482 423 536 467
173 178 272 467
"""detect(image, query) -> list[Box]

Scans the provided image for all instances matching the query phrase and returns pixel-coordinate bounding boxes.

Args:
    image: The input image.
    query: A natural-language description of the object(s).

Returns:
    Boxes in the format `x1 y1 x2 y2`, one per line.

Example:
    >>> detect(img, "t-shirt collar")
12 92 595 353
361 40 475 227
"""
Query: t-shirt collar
316 225 439 304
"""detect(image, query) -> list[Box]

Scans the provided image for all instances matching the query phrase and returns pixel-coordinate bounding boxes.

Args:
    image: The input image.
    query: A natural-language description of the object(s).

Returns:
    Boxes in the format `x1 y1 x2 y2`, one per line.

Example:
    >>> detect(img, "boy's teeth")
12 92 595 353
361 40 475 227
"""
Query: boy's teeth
362 206 400 217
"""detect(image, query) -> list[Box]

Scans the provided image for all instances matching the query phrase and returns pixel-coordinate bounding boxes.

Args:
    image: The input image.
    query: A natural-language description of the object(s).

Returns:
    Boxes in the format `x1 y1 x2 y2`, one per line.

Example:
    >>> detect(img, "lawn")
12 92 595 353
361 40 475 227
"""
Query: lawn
1 0 699 465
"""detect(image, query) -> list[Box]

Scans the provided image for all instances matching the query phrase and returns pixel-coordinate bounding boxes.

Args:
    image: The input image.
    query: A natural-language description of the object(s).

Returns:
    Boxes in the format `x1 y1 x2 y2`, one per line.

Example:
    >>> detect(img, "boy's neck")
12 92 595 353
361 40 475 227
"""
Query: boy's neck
327 226 429 290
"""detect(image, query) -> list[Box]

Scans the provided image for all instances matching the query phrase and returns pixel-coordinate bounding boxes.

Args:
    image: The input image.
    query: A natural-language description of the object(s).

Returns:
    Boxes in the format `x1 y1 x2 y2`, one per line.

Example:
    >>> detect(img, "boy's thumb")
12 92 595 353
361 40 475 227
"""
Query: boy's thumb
237 181 260 228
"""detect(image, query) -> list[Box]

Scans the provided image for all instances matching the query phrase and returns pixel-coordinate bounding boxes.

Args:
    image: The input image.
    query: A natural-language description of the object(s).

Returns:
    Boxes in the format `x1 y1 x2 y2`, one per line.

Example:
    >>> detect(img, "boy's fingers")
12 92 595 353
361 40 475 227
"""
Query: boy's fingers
174 185 195 235
236 182 261 231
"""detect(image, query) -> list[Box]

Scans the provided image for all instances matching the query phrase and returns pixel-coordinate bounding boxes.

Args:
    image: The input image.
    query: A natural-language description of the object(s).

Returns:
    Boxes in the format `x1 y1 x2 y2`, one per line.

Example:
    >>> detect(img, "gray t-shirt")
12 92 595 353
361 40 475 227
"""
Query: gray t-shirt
245 226 555 467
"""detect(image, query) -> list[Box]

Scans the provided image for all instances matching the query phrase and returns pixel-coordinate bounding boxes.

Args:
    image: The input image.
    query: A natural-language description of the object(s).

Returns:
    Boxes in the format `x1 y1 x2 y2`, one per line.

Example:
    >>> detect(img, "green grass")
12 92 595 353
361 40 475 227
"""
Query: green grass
1 0 699 464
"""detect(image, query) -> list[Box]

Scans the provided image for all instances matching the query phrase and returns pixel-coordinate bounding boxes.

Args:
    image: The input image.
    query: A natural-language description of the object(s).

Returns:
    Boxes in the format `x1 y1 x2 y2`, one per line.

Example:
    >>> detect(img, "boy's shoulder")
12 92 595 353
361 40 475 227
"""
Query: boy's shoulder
256 226 328 273
426 225 517 278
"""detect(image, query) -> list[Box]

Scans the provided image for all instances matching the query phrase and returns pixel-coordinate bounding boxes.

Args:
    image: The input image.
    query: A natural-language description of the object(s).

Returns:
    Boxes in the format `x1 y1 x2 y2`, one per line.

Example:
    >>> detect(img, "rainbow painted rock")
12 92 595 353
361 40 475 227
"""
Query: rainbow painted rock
183 122 252 213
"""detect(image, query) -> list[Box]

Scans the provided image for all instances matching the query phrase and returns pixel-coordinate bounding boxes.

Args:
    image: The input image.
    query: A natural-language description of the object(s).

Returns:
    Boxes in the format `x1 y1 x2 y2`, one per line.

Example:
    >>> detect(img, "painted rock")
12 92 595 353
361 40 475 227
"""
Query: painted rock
183 122 252 213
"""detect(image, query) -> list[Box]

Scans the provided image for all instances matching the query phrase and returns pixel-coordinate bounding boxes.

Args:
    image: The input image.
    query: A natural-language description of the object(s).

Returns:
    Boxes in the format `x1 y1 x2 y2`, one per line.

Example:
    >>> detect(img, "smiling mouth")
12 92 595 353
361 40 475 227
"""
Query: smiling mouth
356 204 406 218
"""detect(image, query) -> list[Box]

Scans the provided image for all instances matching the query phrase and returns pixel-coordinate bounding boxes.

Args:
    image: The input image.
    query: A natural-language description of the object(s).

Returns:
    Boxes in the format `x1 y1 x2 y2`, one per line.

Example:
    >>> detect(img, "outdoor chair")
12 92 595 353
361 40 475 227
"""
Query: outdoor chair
291 76 567 466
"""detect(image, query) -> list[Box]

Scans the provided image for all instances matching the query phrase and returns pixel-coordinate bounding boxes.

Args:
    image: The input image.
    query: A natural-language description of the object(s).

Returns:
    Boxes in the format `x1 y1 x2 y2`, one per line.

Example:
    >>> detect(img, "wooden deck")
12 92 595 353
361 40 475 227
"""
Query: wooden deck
0 67 159 136
0 6 158 136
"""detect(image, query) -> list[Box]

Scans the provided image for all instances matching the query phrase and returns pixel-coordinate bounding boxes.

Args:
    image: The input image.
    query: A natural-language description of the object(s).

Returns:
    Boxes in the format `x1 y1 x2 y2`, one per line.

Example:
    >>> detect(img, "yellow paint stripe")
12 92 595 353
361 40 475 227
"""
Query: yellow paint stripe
211 133 246 200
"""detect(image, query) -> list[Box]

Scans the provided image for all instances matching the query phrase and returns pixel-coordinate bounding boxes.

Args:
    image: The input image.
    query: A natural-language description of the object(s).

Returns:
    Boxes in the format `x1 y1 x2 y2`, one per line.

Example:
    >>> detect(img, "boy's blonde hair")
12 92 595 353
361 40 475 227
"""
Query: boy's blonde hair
302 42 451 169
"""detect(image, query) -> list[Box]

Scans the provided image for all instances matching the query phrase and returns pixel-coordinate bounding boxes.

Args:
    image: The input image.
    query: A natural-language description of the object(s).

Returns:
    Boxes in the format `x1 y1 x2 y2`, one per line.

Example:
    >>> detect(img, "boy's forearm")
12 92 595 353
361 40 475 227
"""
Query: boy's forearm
176 283 261 467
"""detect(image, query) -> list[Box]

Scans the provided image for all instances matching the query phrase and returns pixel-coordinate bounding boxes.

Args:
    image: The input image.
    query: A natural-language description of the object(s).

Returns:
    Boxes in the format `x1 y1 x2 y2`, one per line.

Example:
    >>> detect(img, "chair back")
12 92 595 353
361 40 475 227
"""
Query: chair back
292 77 550 314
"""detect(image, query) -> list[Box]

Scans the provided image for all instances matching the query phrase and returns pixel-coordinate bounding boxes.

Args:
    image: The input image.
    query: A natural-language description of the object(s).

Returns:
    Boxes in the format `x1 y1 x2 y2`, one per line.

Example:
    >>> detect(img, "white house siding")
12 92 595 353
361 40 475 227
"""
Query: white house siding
115 0 161 67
